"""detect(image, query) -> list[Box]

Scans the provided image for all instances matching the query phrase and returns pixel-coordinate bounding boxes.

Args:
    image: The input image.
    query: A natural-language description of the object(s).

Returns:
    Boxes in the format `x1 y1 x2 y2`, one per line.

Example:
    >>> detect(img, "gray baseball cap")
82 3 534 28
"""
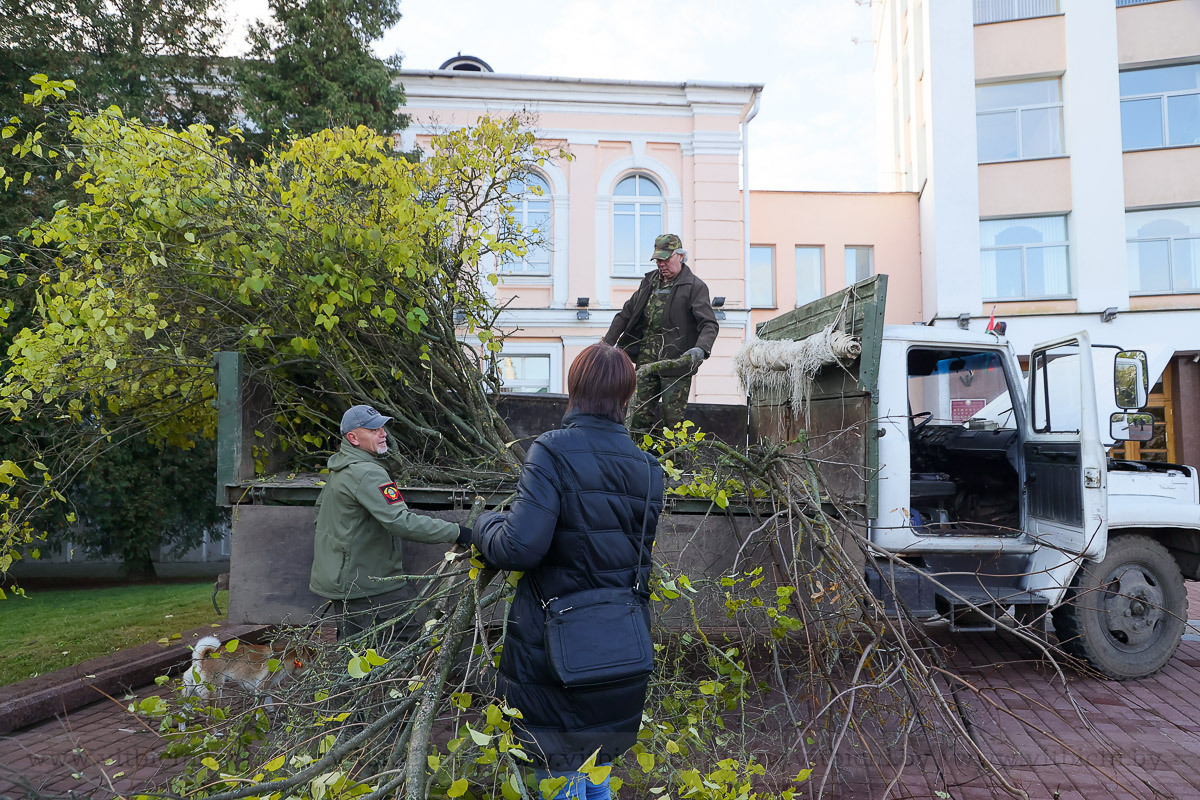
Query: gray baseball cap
340 404 392 436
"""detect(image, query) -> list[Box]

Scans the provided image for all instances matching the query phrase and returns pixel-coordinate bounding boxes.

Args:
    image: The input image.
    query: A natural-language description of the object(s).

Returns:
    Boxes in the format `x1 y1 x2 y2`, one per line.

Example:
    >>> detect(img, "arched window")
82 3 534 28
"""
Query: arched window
501 173 551 275
612 174 663 276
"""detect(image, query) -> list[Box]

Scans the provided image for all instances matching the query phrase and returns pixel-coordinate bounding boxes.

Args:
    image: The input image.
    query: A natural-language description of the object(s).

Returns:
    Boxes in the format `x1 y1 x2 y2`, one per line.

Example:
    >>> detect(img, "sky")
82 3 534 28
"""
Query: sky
222 0 878 192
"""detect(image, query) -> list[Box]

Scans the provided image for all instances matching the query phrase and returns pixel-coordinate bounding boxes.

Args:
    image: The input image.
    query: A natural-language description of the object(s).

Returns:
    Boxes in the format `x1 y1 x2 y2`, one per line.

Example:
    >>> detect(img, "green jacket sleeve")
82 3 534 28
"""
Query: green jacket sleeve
353 469 459 544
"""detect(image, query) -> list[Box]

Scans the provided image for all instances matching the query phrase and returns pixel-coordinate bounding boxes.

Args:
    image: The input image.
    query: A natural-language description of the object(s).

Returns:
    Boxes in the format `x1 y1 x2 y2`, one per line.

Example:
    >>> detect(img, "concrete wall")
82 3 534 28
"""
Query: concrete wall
226 504 801 630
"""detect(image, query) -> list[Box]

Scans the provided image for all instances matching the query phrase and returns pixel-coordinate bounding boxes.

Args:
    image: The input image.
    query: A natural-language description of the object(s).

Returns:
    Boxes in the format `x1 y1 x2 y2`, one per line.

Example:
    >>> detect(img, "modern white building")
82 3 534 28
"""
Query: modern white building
874 0 1200 467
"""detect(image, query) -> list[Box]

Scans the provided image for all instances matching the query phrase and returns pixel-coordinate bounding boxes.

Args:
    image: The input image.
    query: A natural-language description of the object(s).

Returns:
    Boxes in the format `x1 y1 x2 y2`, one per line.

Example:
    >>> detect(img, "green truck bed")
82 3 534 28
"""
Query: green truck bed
752 275 887 517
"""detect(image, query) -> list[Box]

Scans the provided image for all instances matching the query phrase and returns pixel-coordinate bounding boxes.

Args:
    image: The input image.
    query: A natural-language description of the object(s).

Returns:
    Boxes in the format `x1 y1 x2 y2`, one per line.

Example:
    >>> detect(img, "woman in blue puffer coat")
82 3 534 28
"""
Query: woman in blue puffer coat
471 342 664 800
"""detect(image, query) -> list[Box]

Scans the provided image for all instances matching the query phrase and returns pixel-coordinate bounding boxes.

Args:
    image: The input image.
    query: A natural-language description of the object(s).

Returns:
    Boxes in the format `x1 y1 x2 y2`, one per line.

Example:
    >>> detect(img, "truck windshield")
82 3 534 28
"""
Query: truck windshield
907 349 1015 429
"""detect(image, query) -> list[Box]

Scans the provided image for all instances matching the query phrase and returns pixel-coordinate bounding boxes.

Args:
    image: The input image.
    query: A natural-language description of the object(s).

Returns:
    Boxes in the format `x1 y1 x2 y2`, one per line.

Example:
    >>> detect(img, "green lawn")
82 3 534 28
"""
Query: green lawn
0 582 226 687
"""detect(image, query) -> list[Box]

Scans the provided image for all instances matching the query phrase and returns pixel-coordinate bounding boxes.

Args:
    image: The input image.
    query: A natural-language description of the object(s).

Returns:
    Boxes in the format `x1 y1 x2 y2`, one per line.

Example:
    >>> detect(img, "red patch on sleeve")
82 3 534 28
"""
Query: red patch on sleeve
378 483 404 505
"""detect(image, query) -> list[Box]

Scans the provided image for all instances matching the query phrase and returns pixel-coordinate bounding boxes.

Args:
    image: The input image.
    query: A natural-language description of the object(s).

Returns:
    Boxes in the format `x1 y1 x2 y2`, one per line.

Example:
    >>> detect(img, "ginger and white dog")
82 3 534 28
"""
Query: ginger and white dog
182 635 312 704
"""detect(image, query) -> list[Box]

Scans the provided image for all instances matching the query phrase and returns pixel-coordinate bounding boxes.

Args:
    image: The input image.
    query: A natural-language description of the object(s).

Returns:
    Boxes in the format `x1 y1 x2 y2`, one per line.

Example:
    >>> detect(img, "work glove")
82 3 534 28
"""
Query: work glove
684 346 706 367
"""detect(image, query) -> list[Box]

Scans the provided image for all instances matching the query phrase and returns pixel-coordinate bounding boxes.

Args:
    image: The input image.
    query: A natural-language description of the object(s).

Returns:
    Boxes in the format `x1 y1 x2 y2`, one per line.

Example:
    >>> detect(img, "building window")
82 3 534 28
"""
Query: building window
795 246 824 307
748 246 776 309
980 215 1070 300
496 353 552 393
976 79 1064 162
501 173 551 275
1116 0 1174 6
1126 206 1200 294
845 246 873 286
1119 63 1200 151
612 174 663 277
973 0 1059 24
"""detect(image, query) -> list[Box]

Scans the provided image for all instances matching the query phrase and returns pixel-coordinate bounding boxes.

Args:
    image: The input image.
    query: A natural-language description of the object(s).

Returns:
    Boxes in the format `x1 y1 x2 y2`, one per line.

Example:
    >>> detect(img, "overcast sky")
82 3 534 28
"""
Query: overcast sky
223 0 878 192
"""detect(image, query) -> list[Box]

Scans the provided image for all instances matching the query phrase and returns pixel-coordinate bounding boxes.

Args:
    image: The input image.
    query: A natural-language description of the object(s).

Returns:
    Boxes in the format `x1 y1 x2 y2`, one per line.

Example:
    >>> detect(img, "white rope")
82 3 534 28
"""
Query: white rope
735 325 861 423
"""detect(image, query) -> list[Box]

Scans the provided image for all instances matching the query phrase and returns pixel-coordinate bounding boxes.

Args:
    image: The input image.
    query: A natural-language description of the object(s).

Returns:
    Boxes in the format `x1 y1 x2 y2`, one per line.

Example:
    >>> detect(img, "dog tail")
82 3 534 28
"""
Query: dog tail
182 635 223 698
193 635 223 663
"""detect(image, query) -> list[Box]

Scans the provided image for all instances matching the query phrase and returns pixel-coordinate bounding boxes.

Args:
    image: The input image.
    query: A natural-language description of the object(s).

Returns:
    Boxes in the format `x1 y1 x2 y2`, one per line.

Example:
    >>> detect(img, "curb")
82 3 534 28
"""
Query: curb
0 622 269 734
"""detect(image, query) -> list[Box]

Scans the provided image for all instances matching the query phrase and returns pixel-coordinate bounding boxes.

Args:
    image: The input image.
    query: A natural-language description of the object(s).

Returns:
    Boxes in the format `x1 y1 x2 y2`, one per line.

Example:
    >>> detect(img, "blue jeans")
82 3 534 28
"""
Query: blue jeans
532 765 611 800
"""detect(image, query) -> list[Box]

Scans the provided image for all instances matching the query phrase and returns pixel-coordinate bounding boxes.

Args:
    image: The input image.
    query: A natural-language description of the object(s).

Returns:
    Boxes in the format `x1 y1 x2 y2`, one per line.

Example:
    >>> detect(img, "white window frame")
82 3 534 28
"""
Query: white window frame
1126 207 1200 295
973 0 1059 24
748 245 776 309
499 173 552 277
976 79 1065 163
611 173 664 278
795 246 825 307
980 215 1072 301
1120 64 1200 152
844 246 874 286
492 342 563 394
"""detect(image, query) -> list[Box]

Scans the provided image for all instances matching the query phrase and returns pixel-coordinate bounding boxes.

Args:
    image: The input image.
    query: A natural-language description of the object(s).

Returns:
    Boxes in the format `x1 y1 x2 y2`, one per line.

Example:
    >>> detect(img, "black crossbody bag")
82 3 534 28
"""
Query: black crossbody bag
532 462 657 689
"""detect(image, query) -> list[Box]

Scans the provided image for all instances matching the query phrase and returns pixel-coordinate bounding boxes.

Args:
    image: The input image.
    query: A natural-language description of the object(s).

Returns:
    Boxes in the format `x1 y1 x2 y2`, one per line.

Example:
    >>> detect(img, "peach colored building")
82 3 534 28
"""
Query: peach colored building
747 191 923 332
399 64 762 405
874 0 1200 468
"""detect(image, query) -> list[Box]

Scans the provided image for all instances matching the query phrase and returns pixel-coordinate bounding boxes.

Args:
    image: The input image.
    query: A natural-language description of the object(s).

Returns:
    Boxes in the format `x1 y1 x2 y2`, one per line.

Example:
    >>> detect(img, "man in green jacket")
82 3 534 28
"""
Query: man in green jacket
604 233 720 434
310 404 470 641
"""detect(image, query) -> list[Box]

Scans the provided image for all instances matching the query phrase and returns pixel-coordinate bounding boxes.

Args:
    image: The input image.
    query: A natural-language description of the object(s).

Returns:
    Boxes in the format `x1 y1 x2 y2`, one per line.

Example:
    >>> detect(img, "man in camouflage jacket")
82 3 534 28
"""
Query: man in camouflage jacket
604 233 719 434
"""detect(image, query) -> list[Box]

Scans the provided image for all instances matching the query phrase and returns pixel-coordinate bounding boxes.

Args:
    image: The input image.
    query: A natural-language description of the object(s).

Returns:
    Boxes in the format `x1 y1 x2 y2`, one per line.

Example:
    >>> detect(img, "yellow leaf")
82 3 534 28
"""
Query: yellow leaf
637 751 654 772
264 754 286 772
447 777 468 798
201 756 219 770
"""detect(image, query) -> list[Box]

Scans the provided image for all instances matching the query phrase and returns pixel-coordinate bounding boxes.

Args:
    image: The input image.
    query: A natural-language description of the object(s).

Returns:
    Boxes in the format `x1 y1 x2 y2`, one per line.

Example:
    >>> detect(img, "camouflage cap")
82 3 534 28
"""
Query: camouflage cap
651 233 684 261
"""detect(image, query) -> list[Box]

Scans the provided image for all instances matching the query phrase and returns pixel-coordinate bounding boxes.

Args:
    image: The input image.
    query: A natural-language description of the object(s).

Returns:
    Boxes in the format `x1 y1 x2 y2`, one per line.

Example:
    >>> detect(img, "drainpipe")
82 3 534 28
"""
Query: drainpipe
741 91 761 343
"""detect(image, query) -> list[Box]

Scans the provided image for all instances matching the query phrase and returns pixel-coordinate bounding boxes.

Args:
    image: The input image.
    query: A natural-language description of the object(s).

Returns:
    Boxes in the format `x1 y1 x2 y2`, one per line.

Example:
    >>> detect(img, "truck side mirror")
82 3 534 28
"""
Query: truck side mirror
1110 411 1154 442
1113 349 1149 409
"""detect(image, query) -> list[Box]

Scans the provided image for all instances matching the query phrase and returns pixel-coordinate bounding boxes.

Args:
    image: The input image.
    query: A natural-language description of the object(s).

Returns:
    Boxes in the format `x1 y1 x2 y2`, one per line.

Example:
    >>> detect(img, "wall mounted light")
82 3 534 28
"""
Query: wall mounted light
576 297 590 320
1101 307 1118 323
712 296 727 320
957 313 971 330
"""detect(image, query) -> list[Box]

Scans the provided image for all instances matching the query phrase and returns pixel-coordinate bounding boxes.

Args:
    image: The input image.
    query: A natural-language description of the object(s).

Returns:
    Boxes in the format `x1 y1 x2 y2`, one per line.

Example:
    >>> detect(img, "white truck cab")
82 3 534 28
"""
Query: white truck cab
752 276 1199 679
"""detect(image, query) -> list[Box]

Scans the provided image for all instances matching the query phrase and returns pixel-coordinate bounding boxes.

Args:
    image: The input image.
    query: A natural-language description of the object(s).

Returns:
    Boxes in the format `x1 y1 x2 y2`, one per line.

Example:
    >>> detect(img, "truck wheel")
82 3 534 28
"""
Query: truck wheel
1051 534 1186 680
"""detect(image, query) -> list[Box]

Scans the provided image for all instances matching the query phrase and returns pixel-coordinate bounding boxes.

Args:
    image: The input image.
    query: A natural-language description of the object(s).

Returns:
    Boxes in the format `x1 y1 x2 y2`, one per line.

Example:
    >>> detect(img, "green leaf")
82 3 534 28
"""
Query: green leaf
637 751 655 772
501 774 522 800
347 656 369 679
201 756 219 770
184 232 195 242
447 777 468 798
264 754 286 772
224 639 239 653
466 725 490 746
364 648 389 666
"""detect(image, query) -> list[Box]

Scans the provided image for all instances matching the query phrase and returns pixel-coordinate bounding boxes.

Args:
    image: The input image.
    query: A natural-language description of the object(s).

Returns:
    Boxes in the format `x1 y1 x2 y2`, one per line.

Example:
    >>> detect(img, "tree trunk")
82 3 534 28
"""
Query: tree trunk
122 546 156 582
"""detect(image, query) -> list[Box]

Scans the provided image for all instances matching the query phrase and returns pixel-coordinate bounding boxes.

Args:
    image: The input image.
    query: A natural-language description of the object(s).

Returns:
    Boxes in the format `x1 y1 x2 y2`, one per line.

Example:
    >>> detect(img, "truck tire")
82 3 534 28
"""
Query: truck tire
1051 534 1186 680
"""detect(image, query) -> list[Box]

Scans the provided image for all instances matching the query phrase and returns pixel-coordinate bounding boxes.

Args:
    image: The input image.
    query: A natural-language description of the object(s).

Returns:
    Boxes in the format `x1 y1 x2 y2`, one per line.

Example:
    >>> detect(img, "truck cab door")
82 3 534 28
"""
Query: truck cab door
1024 333 1108 561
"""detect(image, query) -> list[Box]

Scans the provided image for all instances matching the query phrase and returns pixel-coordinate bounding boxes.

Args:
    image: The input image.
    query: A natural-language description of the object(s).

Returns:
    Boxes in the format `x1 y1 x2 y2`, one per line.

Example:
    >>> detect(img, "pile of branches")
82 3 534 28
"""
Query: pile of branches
2 83 562 565
119 437 1118 800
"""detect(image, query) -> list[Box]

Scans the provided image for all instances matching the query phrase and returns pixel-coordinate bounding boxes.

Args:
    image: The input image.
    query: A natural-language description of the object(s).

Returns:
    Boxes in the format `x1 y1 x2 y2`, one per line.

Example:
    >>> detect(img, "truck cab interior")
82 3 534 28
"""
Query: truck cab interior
906 347 1022 535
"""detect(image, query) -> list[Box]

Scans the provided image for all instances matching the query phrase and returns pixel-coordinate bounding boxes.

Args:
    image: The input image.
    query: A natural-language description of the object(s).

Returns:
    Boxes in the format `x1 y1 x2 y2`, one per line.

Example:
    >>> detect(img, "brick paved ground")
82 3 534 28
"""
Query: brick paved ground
5 590 1200 799
0 683 183 798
